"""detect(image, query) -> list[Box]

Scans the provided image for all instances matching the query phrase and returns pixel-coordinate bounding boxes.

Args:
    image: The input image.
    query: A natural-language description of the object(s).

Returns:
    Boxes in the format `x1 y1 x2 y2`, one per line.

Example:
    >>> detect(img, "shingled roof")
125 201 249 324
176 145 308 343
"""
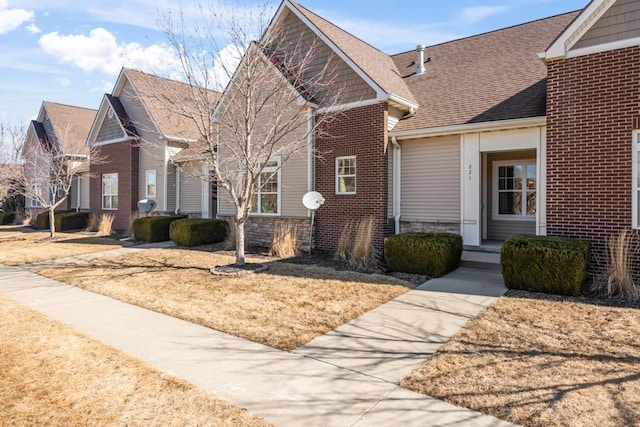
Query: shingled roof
123 68 221 142
289 1 417 107
391 11 580 132
41 101 96 154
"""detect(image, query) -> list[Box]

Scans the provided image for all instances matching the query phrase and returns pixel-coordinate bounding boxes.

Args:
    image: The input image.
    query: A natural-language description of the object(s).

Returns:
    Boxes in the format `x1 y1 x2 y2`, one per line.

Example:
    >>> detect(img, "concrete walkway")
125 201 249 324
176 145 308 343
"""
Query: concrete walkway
0 257 515 427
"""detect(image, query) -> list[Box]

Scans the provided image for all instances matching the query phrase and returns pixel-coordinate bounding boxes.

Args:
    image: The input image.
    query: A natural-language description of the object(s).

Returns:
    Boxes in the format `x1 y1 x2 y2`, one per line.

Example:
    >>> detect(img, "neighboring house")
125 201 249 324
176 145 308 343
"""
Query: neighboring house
86 68 220 231
23 101 96 215
217 0 579 254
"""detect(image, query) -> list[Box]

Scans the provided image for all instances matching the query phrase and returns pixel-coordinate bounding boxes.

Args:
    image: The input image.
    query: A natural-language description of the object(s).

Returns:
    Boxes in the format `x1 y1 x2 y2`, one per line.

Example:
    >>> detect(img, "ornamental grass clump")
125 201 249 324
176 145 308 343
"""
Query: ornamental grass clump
335 216 379 270
269 220 298 258
592 229 640 301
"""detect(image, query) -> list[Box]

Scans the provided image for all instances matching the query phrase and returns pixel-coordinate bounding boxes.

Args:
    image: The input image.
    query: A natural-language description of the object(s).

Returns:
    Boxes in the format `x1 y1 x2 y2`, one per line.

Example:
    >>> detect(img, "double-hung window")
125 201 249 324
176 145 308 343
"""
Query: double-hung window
29 181 42 208
493 160 536 220
146 170 156 198
102 173 118 210
336 156 356 194
250 158 280 215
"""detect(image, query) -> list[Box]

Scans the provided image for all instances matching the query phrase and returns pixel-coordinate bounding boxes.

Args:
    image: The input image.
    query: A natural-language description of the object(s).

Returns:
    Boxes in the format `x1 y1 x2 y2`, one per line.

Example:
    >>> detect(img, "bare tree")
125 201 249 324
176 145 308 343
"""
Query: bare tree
0 122 25 213
19 124 102 238
158 1 344 265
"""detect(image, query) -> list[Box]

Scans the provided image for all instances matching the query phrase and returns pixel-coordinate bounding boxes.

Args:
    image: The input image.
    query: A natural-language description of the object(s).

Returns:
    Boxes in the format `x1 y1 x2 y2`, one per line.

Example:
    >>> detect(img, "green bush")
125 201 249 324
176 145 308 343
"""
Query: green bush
55 211 90 231
36 210 73 229
0 212 16 225
384 232 463 277
500 234 590 296
170 218 228 247
133 215 187 243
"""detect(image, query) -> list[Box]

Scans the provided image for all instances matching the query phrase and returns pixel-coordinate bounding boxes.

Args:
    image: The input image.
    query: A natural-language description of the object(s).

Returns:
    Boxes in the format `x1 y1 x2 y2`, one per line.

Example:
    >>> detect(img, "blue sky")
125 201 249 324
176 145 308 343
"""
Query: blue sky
0 0 587 125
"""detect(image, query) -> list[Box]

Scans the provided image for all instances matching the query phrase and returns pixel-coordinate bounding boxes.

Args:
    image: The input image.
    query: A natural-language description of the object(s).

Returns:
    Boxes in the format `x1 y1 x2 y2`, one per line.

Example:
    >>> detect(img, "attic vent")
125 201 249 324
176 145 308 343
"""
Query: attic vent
107 106 114 119
416 44 426 75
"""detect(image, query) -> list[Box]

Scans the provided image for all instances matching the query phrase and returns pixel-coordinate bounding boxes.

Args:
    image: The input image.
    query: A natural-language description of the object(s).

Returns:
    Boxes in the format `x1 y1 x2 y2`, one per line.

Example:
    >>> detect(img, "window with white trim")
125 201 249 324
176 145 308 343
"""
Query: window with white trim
336 156 356 194
633 131 640 229
145 170 156 198
102 173 118 210
493 160 536 220
29 182 42 208
250 158 280 215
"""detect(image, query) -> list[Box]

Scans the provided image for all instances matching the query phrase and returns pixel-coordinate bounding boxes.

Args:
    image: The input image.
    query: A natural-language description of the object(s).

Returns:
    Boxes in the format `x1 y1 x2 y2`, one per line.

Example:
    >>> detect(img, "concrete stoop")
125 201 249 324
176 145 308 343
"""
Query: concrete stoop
461 250 501 271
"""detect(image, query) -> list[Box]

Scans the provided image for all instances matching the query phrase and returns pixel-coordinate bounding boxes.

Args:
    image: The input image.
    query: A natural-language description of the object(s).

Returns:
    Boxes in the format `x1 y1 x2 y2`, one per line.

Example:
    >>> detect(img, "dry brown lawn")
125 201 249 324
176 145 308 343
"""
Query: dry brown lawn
36 248 412 350
402 296 640 427
0 294 270 427
0 230 132 266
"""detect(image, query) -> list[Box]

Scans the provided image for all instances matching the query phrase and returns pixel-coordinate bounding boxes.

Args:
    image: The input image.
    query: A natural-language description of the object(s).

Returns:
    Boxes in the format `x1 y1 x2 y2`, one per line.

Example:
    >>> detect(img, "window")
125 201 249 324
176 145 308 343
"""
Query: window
146 170 156 198
29 182 42 207
336 156 356 194
102 173 118 210
250 158 280 215
633 131 640 228
493 161 536 220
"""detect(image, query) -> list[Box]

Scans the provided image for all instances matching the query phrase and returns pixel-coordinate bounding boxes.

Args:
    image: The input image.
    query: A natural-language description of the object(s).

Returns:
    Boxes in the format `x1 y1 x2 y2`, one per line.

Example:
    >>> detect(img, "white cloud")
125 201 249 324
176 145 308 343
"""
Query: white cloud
91 80 113 93
54 77 71 87
26 23 40 34
459 6 509 23
0 1 35 35
38 27 182 77
211 44 244 90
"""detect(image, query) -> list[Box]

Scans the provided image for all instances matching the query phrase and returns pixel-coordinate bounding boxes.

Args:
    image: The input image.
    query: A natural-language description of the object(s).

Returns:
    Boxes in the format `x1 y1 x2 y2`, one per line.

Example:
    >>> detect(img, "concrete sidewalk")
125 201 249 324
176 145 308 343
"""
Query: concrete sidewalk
0 262 515 427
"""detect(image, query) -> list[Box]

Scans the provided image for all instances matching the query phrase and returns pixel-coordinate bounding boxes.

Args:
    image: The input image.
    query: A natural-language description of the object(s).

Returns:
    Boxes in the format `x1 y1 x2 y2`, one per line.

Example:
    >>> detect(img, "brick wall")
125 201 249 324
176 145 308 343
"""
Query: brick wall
90 141 139 231
220 216 311 251
314 103 389 253
546 46 640 272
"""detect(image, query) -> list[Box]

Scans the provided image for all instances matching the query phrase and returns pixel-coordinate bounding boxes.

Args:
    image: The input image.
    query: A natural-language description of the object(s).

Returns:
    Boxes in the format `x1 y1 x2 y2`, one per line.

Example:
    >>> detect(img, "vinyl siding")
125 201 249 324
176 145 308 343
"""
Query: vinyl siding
400 135 460 222
574 0 640 50
280 10 376 105
179 163 202 214
118 80 167 211
387 146 393 218
79 172 90 209
166 163 177 212
486 150 536 241
96 113 124 142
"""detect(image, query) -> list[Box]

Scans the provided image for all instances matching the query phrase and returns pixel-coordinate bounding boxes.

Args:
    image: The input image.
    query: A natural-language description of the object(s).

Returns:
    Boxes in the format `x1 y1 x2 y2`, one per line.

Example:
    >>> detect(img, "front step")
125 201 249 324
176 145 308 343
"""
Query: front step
461 250 501 271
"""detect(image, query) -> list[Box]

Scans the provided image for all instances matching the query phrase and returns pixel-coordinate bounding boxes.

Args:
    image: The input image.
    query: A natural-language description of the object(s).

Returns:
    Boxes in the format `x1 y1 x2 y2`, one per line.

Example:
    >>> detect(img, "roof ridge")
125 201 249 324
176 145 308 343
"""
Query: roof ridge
42 100 97 112
390 10 582 57
123 67 221 94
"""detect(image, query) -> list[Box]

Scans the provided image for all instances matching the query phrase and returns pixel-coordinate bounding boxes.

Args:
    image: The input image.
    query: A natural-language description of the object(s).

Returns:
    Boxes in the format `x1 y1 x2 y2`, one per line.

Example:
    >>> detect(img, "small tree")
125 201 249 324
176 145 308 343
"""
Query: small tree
0 122 25 213
19 124 102 238
159 2 344 265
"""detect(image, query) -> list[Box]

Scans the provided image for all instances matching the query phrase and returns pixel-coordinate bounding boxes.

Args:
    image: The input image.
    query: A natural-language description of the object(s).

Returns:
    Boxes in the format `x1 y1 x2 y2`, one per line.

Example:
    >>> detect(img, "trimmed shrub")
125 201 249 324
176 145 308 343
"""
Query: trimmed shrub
36 210 73 229
501 234 590 296
385 232 463 277
55 211 90 231
134 215 187 243
170 218 227 247
0 212 16 225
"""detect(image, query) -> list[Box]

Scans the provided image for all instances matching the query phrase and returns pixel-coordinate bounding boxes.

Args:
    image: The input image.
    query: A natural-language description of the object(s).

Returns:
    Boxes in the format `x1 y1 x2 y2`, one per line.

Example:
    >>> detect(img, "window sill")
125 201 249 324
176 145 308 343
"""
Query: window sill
492 215 536 222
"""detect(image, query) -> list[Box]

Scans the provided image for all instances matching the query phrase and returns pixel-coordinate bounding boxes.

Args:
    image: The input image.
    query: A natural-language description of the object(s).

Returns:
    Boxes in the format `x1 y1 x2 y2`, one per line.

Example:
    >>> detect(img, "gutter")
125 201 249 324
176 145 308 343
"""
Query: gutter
391 117 546 141
391 136 401 234
175 167 181 214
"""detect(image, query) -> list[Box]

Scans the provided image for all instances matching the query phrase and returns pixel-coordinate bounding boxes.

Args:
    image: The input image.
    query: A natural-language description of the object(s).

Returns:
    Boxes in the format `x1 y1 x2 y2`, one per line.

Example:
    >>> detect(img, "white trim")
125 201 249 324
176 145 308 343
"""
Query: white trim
280 0 387 100
543 0 615 60
316 98 380 114
537 127 547 236
492 160 537 222
175 167 181 214
633 131 640 229
462 134 481 246
201 163 210 218
307 109 314 218
566 36 640 59
92 136 139 146
163 143 169 211
335 155 356 195
481 152 488 240
387 94 419 111
87 95 138 146
390 137 401 234
391 117 546 140
145 169 157 198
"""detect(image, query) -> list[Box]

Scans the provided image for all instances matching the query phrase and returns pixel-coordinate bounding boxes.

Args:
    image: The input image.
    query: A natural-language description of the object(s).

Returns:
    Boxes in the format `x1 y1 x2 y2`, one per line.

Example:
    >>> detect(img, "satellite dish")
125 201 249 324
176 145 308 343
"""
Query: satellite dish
137 199 157 213
302 191 325 210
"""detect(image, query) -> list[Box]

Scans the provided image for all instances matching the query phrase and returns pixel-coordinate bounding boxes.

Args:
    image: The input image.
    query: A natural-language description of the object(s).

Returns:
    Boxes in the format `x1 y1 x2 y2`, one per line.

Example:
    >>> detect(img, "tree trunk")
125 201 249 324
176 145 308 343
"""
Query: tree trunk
48 207 56 238
235 220 245 266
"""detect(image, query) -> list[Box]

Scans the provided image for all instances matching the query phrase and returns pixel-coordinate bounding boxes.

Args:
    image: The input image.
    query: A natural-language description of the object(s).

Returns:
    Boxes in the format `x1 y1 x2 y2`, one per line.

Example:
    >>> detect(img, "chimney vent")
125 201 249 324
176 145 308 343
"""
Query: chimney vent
416 44 425 75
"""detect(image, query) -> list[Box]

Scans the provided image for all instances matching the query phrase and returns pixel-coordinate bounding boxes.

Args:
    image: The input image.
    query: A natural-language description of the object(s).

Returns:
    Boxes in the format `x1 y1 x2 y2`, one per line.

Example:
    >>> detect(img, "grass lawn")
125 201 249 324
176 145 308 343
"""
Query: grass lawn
0 229 133 266
36 248 413 351
0 294 271 427
402 295 640 427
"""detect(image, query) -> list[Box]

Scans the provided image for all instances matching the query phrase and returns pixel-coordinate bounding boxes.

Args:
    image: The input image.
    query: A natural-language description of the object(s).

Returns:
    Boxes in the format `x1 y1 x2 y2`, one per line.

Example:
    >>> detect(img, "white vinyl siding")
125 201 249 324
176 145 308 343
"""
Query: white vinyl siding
80 173 90 210
179 163 203 214
400 136 460 222
102 173 118 210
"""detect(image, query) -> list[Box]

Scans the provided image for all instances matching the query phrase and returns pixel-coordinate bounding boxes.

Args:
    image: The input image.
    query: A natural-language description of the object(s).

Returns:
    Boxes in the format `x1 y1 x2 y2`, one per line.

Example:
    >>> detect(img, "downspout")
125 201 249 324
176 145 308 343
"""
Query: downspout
391 136 401 234
175 167 181 215
76 175 81 212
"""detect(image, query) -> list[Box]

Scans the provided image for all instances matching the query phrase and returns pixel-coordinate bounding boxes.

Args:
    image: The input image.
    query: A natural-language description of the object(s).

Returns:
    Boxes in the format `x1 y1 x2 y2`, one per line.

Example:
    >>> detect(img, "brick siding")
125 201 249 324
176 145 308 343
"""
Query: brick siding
546 46 640 273
314 103 389 254
220 216 312 251
89 141 139 231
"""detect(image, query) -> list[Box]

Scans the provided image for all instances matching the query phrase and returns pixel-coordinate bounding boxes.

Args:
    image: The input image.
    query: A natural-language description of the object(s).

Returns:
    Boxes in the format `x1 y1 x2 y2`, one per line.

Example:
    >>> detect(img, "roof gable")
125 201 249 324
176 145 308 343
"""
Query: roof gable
278 1 417 109
542 0 640 60
86 95 139 146
32 101 96 155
